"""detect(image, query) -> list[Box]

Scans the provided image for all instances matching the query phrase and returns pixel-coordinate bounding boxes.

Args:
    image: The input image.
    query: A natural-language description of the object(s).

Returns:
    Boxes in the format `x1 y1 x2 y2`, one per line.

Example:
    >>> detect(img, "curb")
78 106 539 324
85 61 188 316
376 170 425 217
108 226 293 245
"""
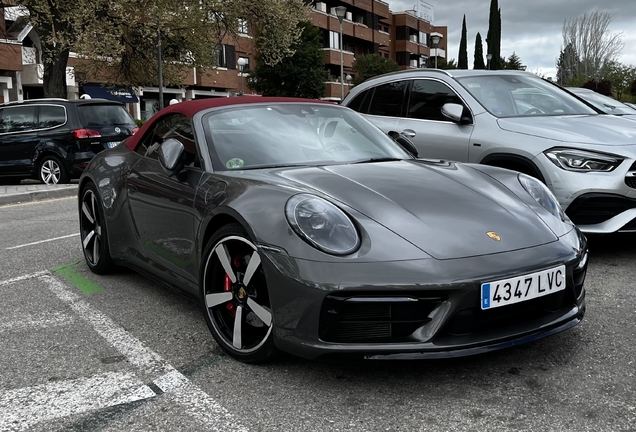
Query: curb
0 185 78 206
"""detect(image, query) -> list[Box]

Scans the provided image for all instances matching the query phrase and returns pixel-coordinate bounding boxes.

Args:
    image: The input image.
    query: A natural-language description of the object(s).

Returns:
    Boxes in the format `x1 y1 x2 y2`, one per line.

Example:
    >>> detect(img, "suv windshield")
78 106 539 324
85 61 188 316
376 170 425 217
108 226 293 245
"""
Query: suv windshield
456 74 597 118
204 103 410 170
78 104 135 127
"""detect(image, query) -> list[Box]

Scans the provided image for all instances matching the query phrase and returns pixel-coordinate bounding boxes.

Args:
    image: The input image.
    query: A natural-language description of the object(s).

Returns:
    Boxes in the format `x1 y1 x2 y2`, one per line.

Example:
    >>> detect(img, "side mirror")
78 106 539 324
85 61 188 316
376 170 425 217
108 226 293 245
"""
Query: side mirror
389 131 418 158
158 138 185 176
441 103 464 122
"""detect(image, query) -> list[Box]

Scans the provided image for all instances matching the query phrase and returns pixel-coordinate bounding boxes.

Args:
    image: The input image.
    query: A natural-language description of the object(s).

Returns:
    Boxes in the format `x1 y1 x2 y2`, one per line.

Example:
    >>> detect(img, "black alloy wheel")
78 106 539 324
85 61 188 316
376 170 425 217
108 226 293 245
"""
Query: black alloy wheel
201 224 277 363
79 183 115 274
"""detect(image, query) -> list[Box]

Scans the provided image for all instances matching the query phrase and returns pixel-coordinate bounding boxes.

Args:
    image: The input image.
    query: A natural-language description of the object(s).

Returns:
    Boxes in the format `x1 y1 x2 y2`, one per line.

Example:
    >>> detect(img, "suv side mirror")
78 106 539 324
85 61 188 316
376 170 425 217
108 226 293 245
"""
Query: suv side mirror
158 138 185 176
441 103 471 124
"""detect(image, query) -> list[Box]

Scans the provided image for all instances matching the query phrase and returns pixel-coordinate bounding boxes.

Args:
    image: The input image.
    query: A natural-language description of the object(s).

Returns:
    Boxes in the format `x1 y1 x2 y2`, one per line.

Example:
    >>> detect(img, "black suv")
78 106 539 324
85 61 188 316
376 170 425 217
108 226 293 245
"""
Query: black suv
0 98 138 184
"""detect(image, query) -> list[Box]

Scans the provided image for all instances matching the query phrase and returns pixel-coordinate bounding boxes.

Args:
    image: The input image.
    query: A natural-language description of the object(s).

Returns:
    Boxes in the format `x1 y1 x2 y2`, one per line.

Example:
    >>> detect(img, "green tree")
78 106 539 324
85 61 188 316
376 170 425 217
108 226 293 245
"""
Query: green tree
505 52 523 70
351 53 399 85
8 0 310 97
430 57 457 70
556 43 580 85
486 0 502 70
473 32 485 69
458 15 468 69
631 79 636 102
248 21 327 98
602 61 636 100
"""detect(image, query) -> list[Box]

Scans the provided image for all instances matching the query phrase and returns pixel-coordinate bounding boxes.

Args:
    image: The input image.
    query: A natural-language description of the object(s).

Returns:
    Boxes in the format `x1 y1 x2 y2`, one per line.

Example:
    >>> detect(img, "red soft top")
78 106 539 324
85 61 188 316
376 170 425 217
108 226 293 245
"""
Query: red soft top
125 96 335 151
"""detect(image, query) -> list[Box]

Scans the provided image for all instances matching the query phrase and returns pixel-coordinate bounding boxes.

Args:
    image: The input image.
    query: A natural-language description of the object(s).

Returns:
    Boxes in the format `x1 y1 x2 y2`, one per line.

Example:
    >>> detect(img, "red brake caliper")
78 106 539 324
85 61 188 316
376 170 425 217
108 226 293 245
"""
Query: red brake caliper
223 255 243 317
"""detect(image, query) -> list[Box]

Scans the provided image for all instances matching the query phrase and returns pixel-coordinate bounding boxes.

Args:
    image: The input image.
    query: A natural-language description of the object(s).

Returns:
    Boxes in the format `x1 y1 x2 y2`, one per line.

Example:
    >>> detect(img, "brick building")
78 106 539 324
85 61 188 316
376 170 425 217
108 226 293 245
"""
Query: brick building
0 2 447 116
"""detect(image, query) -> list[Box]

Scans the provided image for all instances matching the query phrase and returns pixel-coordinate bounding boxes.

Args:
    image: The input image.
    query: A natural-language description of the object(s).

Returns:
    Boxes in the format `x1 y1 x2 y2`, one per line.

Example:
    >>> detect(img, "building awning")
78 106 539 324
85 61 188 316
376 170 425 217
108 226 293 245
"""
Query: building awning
81 85 139 103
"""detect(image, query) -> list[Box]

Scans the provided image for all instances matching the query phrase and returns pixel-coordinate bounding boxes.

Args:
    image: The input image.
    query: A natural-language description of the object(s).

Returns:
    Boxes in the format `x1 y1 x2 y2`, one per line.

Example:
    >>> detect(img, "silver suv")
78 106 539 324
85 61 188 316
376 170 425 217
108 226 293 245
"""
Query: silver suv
342 69 636 234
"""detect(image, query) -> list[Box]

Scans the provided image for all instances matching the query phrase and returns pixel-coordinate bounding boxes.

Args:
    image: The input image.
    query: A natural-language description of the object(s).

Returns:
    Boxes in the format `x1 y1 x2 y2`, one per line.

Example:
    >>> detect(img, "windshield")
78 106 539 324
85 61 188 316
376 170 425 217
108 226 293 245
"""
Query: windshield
569 90 636 115
204 103 410 171
456 74 598 118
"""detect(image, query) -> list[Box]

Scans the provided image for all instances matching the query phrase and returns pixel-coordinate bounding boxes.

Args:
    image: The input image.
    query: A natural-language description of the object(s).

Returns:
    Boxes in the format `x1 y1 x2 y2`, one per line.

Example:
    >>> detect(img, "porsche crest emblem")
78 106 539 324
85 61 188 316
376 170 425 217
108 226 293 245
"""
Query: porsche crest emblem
486 231 501 242
238 287 247 299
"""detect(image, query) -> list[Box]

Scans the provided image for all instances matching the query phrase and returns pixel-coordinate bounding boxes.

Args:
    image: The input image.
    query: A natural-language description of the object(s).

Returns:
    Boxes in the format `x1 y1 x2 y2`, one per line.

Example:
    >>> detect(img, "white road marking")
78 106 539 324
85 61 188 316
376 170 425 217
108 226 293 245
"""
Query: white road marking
4 233 80 250
0 371 156 431
39 273 248 432
0 311 75 332
0 271 49 287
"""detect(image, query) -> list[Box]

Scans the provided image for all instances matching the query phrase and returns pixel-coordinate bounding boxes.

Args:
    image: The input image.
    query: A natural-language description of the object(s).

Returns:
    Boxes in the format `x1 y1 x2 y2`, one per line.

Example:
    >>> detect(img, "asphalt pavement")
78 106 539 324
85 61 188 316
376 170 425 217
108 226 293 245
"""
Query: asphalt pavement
0 197 635 431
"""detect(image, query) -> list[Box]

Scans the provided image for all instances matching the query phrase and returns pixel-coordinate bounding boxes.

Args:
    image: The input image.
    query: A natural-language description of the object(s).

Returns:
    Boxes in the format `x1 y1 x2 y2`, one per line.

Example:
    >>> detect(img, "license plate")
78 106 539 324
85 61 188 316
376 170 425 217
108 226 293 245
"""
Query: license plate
107 141 121 148
481 265 566 310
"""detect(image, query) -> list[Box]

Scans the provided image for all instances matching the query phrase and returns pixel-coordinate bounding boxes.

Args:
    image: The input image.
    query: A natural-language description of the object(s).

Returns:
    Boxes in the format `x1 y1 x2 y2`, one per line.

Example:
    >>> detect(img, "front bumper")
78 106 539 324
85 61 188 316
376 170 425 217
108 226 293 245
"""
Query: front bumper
535 154 636 233
262 230 587 360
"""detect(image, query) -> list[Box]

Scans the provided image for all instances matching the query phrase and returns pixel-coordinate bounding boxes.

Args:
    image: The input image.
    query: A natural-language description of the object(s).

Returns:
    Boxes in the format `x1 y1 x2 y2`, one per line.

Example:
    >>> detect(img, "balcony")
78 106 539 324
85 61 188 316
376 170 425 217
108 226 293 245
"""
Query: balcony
430 48 446 59
323 48 355 68
21 64 75 86
373 29 390 46
323 81 355 101
394 39 419 54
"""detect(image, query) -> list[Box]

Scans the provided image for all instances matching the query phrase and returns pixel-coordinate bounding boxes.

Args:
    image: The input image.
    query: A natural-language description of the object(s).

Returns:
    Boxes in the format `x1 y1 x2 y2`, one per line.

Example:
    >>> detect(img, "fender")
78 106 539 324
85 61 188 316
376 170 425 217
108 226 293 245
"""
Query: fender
480 153 546 183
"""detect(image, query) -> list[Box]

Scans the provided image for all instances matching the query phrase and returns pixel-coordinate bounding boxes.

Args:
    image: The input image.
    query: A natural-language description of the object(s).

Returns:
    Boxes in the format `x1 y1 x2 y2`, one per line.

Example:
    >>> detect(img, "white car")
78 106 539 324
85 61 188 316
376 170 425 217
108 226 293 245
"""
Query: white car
342 70 636 234
566 87 636 121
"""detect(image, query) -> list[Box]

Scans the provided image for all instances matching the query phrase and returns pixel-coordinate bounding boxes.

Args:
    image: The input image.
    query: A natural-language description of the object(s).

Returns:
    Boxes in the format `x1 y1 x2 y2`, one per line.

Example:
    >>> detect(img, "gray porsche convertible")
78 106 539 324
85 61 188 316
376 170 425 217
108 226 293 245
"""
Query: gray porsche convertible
78 97 588 363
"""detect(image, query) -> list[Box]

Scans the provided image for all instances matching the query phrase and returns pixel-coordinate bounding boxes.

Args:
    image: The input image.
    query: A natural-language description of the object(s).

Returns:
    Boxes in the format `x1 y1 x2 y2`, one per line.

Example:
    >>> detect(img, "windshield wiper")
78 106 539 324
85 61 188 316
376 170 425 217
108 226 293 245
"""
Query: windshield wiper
352 157 404 164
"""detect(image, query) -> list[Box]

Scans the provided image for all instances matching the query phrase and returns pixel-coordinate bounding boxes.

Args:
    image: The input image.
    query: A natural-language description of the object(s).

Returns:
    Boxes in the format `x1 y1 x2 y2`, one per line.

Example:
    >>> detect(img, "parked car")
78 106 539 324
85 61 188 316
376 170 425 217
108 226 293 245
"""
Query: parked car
566 87 636 120
342 70 636 234
626 102 636 110
0 98 138 185
79 97 587 363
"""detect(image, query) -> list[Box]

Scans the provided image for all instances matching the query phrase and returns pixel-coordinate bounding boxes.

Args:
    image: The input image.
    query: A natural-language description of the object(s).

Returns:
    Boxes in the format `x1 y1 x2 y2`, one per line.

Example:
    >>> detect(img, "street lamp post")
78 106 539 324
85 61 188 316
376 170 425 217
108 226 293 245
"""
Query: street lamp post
486 53 492 70
237 58 247 95
157 14 164 109
345 74 352 96
335 6 347 102
430 34 441 69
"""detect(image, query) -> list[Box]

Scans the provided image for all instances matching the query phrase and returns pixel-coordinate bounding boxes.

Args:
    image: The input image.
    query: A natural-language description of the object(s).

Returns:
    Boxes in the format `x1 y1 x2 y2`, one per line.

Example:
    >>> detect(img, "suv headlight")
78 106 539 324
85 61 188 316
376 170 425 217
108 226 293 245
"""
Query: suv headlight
545 148 623 172
519 174 565 220
285 194 360 255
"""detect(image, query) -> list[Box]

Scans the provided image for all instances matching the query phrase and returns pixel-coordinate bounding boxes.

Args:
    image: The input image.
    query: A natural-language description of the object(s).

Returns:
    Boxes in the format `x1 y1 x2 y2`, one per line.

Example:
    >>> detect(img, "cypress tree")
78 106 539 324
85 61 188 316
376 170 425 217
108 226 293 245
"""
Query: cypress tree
458 15 468 69
486 0 501 70
474 32 485 69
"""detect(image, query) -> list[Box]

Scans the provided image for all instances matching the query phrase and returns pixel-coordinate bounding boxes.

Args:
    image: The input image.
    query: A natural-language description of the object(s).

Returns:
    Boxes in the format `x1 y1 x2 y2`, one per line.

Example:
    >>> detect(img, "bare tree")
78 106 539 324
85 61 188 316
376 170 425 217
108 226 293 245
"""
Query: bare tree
562 11 623 80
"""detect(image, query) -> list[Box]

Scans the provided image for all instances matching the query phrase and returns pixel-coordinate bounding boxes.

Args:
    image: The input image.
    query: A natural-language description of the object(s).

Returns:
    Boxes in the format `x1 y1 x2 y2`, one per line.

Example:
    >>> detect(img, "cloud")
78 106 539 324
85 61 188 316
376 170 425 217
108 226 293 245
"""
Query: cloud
386 0 636 77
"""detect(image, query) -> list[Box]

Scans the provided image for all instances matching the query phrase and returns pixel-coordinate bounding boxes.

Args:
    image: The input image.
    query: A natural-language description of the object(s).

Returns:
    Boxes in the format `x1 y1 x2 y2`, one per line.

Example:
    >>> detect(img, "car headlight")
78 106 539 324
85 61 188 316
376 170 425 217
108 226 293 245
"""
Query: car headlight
518 174 565 220
544 148 623 172
285 194 360 255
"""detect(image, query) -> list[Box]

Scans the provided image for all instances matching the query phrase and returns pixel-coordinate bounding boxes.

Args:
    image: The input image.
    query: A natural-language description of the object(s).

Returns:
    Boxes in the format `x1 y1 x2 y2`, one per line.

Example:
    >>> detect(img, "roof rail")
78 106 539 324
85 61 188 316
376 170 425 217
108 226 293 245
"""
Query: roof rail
372 68 453 81
0 98 68 107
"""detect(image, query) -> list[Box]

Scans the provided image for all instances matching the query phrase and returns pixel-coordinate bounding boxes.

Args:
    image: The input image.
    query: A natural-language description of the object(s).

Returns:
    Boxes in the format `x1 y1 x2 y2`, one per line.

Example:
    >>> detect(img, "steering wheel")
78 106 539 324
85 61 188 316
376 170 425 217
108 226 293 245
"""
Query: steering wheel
523 107 544 115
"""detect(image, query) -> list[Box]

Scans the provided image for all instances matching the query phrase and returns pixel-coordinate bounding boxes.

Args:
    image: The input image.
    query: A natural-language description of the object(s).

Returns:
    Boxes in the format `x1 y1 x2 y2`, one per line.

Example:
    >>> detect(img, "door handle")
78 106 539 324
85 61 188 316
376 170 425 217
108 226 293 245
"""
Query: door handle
401 129 416 138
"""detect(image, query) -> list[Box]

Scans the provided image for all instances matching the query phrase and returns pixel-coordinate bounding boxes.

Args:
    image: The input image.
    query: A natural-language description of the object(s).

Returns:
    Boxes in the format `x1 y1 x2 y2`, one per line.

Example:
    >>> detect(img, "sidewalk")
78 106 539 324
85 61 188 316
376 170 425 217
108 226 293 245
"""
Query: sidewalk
0 181 78 206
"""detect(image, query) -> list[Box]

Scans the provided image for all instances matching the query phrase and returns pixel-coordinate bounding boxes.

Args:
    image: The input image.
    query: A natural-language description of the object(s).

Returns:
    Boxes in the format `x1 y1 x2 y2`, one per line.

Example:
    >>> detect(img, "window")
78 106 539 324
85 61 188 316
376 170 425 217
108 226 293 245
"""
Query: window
238 19 248 35
329 31 340 49
419 32 427 46
367 81 407 117
213 44 236 70
213 45 226 68
347 89 373 113
407 80 464 121
136 114 201 168
78 104 134 127
38 106 66 128
0 106 37 133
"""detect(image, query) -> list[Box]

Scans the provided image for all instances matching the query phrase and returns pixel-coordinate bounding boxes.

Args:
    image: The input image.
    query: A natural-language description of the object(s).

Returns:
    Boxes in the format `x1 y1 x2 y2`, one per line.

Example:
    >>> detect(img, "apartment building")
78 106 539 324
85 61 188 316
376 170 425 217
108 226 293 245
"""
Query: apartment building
0 2 447 115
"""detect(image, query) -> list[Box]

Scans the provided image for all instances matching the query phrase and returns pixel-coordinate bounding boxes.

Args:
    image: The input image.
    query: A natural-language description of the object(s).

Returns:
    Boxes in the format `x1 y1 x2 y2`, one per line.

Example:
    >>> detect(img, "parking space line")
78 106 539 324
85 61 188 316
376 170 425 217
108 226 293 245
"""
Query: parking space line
39 273 248 432
0 371 156 431
4 233 79 250
0 271 48 288
0 311 75 333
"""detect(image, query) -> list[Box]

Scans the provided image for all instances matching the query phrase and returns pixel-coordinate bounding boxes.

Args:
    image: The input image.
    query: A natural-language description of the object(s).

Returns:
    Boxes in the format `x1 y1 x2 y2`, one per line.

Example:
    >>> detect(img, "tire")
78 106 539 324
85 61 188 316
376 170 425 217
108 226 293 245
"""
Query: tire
38 155 69 184
201 223 277 363
79 182 116 274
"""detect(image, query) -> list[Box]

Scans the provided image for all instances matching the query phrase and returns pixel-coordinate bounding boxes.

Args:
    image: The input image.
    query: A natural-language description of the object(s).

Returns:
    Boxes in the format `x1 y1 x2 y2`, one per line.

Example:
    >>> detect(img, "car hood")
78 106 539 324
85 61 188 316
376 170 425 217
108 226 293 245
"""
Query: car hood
271 161 557 260
497 115 636 145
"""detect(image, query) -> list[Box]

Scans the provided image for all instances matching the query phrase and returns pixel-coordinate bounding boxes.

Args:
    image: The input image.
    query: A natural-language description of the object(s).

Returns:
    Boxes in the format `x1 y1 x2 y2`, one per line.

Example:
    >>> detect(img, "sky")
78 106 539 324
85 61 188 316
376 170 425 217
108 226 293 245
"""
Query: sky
386 0 636 79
